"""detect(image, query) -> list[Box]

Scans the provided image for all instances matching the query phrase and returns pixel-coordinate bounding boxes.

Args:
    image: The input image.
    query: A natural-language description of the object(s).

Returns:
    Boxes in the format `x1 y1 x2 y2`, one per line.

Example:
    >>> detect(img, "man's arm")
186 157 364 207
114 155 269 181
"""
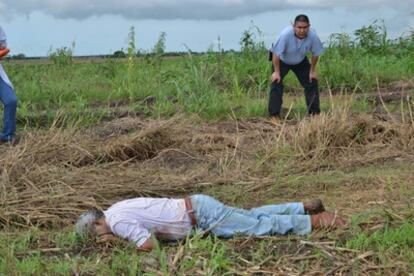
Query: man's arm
0 47 9 59
138 237 156 251
97 232 156 251
271 54 281 83
309 32 324 82
110 220 156 251
309 55 319 81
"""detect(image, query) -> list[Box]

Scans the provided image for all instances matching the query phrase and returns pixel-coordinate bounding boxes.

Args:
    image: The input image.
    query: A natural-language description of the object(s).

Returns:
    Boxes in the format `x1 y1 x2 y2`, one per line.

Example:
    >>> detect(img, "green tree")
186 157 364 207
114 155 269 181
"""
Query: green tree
11 53 26 60
112 50 126 58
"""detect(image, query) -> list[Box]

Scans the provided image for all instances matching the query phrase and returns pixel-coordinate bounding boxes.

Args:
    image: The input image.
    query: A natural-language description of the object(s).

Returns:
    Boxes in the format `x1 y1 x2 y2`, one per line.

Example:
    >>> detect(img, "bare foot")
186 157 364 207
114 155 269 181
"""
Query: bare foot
311 211 347 229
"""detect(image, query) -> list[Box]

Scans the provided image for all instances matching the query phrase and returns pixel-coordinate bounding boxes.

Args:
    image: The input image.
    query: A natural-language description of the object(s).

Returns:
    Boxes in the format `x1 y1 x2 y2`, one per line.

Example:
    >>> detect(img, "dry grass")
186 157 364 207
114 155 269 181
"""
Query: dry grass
1 107 414 228
2 108 414 275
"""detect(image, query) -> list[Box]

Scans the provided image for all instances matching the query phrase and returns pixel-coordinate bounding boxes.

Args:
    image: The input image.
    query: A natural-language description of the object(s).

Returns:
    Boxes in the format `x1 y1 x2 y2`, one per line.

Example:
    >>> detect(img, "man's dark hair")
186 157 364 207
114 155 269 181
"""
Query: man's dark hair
294 14 310 25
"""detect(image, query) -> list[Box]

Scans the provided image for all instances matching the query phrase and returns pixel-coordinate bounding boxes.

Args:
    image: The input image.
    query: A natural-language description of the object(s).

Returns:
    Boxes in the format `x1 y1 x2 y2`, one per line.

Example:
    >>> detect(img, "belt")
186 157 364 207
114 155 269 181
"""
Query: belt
184 196 197 226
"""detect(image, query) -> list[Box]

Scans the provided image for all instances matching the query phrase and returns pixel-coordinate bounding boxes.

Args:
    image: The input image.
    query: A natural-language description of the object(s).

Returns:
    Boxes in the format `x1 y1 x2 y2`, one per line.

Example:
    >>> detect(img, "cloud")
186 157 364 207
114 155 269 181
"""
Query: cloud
1 0 413 20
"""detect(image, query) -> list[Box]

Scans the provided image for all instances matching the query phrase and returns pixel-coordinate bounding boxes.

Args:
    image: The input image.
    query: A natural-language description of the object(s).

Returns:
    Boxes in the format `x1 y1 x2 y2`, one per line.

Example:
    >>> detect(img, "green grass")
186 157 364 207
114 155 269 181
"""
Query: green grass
1 22 414 275
0 230 232 275
2 215 412 275
2 22 413 128
346 222 414 270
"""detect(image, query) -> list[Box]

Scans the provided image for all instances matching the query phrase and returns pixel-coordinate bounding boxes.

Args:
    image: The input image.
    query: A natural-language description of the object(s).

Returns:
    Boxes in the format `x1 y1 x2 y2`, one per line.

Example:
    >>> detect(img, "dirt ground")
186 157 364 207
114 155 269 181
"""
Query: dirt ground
1 110 414 274
1 110 413 227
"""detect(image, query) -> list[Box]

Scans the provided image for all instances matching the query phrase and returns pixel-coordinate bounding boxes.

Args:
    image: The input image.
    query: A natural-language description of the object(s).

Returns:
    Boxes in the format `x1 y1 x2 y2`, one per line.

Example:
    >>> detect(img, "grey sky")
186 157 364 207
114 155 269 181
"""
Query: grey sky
2 0 413 20
0 0 413 56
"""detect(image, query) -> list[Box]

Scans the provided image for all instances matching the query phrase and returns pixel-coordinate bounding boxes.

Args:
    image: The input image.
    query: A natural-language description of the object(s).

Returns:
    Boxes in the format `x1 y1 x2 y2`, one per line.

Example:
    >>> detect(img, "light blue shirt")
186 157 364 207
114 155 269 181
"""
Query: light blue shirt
271 26 324 65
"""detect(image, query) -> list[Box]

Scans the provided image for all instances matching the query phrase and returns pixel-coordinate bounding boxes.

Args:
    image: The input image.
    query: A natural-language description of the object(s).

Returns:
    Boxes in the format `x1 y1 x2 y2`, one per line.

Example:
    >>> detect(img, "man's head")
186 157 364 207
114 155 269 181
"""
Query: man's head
293 14 310 39
75 208 108 236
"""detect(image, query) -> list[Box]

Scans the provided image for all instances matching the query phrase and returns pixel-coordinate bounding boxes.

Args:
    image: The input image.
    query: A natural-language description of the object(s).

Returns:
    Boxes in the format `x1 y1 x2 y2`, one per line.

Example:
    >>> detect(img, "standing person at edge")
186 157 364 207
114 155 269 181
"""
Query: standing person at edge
0 25 18 144
269 14 324 124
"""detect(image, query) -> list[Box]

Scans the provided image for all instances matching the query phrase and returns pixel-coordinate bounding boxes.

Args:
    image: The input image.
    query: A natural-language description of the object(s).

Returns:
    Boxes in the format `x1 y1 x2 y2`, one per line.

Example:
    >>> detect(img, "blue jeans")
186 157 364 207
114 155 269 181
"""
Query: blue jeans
0 77 17 142
190 194 311 237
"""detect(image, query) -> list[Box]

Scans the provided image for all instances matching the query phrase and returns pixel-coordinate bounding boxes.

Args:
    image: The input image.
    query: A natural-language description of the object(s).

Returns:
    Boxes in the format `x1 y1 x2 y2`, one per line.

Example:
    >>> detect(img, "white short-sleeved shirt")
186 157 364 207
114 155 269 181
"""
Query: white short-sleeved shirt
0 25 13 88
270 26 324 65
104 197 193 247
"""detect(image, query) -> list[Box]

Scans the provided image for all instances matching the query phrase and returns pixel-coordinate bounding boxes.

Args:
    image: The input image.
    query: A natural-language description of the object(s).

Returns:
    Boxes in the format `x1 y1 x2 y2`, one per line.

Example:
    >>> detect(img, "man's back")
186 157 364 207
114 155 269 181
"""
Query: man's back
104 197 192 246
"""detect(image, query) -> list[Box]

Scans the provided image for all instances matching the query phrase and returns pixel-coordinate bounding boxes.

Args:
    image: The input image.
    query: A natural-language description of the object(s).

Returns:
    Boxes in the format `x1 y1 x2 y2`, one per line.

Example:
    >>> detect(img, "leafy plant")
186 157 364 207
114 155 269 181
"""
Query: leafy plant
354 20 389 54
48 42 75 66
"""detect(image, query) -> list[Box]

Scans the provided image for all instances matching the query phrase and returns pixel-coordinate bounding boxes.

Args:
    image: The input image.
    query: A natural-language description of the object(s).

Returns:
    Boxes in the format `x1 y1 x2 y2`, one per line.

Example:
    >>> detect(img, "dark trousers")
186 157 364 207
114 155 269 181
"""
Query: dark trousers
269 58 320 117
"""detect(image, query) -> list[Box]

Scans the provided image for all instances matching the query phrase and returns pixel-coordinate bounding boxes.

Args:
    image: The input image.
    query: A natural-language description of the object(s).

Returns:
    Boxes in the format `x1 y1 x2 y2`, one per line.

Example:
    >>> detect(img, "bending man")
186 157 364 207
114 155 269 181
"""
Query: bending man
269 14 324 124
76 194 346 251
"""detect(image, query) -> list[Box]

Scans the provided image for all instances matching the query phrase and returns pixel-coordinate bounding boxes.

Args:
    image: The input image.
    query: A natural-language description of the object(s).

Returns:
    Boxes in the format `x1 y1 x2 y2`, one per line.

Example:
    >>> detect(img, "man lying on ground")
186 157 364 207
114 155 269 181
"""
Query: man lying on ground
75 194 347 250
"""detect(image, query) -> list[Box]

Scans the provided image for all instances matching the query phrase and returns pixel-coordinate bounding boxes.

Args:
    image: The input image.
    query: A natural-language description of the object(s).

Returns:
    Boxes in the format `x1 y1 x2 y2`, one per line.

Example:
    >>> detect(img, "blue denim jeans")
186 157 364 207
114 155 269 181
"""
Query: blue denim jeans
0 77 17 142
190 194 311 237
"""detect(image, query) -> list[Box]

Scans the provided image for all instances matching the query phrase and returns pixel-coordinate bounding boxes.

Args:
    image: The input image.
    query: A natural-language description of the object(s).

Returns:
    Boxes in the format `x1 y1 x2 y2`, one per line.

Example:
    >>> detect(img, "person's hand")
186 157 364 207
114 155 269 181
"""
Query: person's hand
97 233 117 244
0 48 10 59
271 71 281 83
309 70 317 82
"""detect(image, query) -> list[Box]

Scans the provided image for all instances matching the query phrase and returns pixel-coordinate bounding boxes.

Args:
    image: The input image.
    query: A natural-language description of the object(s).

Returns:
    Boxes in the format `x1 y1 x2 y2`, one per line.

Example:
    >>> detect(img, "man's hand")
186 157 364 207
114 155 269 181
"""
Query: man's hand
309 70 317 82
0 48 10 59
97 232 118 244
271 54 281 83
138 238 156 251
271 71 281 83
310 55 319 82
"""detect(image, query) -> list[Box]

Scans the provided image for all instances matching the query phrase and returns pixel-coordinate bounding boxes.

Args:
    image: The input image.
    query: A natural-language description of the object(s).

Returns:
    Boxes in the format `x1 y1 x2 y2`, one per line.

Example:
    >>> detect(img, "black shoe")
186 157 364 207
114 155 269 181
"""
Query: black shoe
0 136 20 146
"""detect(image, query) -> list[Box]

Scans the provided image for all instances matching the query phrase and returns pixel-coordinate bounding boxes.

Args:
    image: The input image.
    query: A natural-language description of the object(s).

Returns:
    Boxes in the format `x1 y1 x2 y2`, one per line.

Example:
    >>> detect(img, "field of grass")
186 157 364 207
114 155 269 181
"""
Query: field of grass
2 22 413 128
1 23 414 275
